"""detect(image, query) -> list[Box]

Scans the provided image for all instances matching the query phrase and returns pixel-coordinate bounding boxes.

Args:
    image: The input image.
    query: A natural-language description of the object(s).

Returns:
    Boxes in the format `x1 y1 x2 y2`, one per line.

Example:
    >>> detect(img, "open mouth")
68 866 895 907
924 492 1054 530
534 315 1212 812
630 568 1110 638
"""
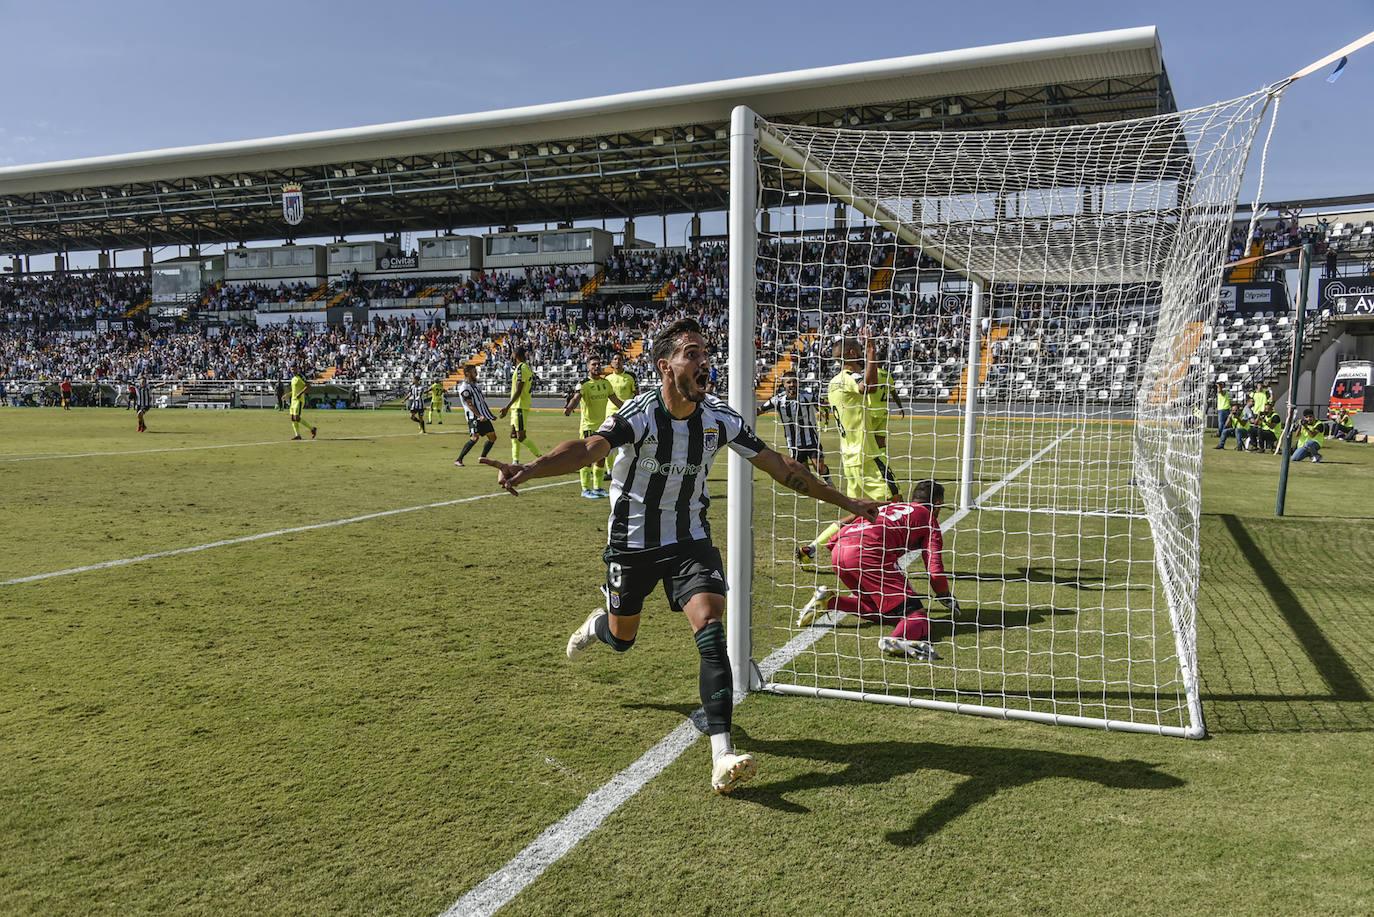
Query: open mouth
695 372 709 389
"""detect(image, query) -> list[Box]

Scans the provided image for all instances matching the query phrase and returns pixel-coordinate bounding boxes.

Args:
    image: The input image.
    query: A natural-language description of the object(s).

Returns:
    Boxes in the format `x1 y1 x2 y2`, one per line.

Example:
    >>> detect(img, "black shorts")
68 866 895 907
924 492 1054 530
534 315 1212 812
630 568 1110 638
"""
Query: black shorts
792 445 821 465
510 409 528 433
602 539 726 617
469 418 495 437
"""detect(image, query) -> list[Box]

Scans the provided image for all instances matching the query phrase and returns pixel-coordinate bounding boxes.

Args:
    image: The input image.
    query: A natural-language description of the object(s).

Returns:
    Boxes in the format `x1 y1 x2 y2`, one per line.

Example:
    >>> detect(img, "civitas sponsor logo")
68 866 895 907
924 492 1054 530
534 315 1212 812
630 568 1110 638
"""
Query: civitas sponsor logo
638 457 706 475
1327 279 1374 298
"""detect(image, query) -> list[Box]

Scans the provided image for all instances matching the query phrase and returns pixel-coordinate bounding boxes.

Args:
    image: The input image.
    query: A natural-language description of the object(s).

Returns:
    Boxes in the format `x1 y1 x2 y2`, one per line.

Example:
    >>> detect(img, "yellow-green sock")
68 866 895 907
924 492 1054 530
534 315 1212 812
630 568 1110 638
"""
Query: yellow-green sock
291 420 301 437
592 464 605 491
580 467 594 491
812 521 842 552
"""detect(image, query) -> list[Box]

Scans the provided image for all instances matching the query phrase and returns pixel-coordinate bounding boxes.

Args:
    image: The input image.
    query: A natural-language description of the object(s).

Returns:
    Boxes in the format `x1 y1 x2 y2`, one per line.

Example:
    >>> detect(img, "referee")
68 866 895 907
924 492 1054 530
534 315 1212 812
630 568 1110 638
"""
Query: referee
483 318 879 795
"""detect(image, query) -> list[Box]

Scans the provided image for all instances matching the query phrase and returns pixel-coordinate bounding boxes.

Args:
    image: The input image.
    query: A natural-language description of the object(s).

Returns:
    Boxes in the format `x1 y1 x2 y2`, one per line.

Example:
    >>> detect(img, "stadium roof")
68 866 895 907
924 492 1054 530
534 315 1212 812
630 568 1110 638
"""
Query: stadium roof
0 27 1173 257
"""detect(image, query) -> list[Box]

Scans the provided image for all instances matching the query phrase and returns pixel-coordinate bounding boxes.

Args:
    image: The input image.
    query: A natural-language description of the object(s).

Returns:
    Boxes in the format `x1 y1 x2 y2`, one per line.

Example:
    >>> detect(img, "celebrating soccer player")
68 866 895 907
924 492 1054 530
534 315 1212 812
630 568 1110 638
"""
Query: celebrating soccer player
482 318 880 795
797 479 959 660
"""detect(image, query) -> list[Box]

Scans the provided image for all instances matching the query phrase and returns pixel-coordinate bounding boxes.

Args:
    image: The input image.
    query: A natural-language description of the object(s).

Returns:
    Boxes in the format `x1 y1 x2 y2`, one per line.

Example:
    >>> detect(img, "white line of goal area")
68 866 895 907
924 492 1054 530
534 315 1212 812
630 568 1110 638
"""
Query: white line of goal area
0 429 465 464
0 480 575 588
444 430 1076 917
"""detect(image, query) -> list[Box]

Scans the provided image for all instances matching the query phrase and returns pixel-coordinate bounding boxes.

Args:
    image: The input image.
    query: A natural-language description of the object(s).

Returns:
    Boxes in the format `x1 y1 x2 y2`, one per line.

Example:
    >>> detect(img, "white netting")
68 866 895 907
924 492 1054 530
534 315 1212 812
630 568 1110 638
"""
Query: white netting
741 90 1274 736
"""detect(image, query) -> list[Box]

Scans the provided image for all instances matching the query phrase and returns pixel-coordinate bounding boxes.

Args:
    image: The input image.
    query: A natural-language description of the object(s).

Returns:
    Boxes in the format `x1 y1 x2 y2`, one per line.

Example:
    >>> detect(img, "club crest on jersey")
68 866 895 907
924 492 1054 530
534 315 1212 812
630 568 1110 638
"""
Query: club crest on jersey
281 183 305 226
703 428 719 452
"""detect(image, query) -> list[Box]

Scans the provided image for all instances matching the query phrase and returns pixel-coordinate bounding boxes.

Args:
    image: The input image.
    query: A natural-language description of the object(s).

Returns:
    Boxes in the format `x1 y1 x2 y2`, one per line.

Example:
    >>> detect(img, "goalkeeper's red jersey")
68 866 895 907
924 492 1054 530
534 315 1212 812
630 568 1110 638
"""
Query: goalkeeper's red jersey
828 502 950 596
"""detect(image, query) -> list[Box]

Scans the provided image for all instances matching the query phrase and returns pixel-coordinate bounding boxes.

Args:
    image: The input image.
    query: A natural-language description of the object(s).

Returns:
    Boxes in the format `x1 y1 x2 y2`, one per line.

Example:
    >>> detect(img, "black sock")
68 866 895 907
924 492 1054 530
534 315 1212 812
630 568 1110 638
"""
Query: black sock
481 439 494 457
694 620 733 734
875 456 900 497
594 612 635 651
458 439 476 460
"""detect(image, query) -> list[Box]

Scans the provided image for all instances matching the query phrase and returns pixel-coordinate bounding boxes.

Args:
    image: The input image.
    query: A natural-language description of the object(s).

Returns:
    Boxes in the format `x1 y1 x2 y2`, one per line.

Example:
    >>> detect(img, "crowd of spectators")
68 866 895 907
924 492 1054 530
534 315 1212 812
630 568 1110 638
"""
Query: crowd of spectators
0 271 149 329
5 215 1347 405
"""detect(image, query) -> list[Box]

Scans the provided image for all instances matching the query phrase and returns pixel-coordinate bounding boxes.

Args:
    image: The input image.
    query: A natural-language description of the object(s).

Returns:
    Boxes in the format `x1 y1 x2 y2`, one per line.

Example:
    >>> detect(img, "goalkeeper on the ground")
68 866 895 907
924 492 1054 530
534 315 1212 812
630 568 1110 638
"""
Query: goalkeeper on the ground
795 479 958 661
797 331 887 565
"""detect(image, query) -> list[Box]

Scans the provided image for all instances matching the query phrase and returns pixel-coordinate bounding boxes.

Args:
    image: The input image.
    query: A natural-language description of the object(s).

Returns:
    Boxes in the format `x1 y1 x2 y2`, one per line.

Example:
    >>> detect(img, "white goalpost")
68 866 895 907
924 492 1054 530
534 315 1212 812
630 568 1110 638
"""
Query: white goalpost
726 91 1276 738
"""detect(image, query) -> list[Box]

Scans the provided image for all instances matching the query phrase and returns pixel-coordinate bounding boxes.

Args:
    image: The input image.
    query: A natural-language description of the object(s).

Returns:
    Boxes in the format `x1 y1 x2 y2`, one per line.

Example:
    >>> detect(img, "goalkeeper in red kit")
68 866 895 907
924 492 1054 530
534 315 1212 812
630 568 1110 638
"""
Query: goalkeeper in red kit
796 479 958 660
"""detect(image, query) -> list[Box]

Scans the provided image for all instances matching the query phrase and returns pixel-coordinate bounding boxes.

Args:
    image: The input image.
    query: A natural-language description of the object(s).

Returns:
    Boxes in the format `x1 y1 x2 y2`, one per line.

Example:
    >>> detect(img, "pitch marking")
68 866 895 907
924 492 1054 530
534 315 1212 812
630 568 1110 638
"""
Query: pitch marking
0 481 575 587
0 429 462 463
440 430 1078 917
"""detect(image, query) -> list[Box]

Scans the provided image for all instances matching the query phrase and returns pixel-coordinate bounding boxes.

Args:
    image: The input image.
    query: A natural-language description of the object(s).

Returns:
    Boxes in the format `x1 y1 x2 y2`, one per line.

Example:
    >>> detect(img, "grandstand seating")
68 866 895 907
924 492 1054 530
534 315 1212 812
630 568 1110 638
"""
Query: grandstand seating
0 213 1355 409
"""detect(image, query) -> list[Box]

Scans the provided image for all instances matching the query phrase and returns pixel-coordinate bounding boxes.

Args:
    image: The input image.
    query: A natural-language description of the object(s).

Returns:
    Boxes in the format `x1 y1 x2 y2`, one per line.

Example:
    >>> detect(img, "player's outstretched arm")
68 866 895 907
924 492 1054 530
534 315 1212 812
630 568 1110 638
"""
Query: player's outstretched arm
480 435 611 495
749 447 879 521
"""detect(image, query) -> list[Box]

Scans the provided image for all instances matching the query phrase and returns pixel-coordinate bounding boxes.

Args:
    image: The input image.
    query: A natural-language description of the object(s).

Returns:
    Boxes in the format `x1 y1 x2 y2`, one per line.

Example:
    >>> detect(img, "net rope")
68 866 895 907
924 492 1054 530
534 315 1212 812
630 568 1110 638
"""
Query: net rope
746 90 1272 734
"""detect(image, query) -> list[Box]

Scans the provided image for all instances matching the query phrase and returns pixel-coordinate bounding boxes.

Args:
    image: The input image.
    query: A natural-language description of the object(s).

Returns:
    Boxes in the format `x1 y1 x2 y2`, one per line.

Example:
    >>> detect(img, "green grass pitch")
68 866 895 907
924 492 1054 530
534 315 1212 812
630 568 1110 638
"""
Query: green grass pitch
1 405 1371 915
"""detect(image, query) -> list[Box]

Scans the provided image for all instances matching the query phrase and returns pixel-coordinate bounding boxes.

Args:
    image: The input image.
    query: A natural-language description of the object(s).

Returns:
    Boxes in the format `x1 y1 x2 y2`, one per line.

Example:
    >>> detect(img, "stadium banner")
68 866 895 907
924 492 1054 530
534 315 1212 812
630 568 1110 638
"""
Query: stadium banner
1320 276 1374 311
1332 293 1374 316
326 305 369 326
367 307 445 325
376 254 419 271
1220 281 1288 314
281 184 304 226
255 310 326 327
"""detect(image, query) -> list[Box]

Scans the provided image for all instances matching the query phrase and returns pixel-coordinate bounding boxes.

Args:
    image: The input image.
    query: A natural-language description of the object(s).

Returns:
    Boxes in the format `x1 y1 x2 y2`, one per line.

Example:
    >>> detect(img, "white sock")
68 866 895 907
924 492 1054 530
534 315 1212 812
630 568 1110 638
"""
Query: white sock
710 732 734 761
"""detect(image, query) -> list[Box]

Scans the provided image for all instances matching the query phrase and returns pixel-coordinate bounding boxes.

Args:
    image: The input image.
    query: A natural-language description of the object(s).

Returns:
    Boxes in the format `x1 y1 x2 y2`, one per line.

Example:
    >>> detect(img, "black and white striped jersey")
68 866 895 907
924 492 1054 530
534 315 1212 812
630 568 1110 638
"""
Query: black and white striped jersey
456 380 495 422
594 390 768 549
405 384 426 412
759 388 821 453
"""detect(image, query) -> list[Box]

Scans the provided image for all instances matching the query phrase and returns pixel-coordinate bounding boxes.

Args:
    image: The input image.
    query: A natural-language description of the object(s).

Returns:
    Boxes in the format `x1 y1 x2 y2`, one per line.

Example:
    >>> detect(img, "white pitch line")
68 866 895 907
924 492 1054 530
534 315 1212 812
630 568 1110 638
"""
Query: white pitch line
443 426 1080 917
0 429 462 463
0 481 575 587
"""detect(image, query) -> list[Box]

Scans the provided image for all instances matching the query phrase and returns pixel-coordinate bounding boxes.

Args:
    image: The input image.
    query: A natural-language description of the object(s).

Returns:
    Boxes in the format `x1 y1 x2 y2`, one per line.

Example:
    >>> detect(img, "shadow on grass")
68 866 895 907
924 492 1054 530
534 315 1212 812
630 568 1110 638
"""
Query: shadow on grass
730 727 1183 845
1216 514 1369 704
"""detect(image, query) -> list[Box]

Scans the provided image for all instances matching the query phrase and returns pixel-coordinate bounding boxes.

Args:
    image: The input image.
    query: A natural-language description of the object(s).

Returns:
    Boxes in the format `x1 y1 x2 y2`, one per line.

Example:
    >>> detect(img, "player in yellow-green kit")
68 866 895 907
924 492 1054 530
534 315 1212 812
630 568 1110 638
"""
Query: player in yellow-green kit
286 369 317 440
797 333 882 564
499 345 543 462
427 379 446 425
564 354 624 498
604 351 638 404
866 362 906 498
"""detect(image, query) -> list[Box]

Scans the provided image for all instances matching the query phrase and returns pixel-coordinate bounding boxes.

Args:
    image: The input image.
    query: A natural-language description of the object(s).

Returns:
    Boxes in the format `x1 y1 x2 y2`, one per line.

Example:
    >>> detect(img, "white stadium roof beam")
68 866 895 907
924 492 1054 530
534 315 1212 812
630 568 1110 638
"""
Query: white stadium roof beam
0 27 1170 255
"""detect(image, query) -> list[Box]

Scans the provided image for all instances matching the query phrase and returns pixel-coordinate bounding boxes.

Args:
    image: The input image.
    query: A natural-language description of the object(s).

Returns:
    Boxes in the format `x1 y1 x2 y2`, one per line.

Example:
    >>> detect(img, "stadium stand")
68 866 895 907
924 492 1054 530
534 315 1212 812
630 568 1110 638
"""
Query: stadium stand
0 212 1361 412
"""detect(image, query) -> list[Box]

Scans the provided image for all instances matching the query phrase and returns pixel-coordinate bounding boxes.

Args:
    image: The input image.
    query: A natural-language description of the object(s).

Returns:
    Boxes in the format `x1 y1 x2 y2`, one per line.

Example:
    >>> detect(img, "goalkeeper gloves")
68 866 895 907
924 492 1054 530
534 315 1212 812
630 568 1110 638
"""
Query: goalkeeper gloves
938 595 961 615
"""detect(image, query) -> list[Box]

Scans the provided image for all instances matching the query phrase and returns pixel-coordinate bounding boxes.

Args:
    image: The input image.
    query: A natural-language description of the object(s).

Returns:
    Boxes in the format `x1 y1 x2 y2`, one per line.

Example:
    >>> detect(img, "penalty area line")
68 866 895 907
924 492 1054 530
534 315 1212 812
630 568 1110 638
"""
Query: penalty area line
0 429 464 463
444 427 1079 917
0 481 575 587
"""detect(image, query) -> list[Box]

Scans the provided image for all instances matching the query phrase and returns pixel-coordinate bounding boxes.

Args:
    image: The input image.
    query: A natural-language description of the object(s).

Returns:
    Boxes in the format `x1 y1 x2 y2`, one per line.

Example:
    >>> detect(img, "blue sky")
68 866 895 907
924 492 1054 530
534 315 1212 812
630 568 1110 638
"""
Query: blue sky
2 0 1371 256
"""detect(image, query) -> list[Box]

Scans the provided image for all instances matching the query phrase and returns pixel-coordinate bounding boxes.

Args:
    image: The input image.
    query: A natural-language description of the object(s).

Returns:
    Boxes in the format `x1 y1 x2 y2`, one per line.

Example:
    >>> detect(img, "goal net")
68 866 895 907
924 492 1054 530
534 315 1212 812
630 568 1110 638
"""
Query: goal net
724 91 1274 738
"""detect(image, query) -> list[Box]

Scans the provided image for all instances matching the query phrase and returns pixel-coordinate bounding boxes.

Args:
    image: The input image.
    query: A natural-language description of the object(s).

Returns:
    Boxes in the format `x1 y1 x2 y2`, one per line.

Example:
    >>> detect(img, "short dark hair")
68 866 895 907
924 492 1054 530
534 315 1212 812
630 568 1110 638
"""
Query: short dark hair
782 369 798 380
514 345 527 360
910 479 945 507
651 318 704 367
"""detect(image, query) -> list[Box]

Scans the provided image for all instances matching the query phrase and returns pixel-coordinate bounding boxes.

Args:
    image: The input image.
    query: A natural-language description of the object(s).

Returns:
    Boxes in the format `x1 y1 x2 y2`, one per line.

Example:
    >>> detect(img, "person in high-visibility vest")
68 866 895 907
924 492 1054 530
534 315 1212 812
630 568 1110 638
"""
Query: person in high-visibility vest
1213 382 1233 447
1289 410 1326 463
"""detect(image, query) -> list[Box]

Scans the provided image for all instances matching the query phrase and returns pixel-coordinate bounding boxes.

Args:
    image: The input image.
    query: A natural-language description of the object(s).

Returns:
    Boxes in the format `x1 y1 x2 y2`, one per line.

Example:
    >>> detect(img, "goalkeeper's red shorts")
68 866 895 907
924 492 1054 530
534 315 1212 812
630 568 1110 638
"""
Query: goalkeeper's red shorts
829 539 916 617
